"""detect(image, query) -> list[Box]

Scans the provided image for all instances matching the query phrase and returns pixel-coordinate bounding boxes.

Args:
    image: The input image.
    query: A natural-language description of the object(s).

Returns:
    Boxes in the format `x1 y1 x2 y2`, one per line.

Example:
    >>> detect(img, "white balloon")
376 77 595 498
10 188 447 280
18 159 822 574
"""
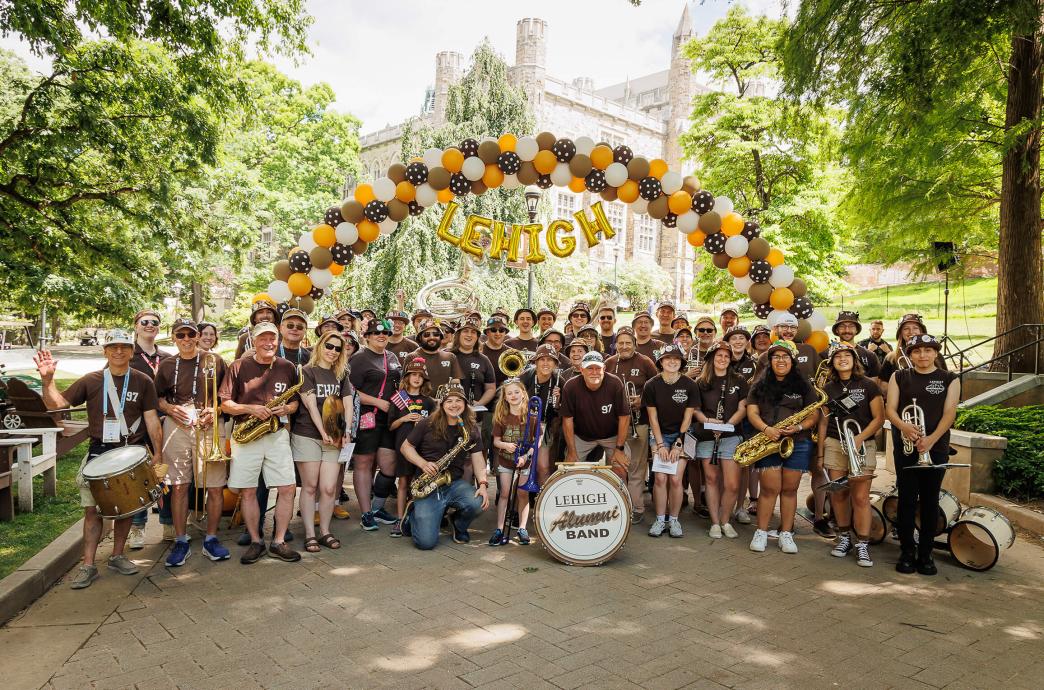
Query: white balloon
768 264 795 288
677 210 700 233
604 162 628 187
516 136 539 161
372 177 396 203
809 309 827 332
308 267 334 289
661 171 683 195
298 231 317 252
767 309 790 328
415 183 437 207
724 235 749 258
267 280 292 304
422 147 443 169
632 198 649 215
461 156 485 181
574 136 595 156
335 221 359 245
714 196 734 215
501 173 521 190
733 275 754 294
550 162 572 187
378 218 397 235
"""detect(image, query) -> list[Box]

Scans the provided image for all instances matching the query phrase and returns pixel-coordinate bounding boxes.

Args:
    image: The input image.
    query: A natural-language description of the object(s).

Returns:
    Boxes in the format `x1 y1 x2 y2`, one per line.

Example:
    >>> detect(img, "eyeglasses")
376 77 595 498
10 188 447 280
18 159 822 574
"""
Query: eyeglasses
697 328 715 334
777 324 797 330
599 315 614 321
324 343 343 352
488 328 508 334
771 354 792 361
138 319 159 327
283 323 305 331
173 331 196 340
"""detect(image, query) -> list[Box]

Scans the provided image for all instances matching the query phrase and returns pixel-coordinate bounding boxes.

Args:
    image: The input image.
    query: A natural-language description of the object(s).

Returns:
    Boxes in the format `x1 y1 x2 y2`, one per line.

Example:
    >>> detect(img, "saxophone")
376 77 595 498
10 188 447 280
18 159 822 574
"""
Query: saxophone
410 422 470 499
231 366 304 444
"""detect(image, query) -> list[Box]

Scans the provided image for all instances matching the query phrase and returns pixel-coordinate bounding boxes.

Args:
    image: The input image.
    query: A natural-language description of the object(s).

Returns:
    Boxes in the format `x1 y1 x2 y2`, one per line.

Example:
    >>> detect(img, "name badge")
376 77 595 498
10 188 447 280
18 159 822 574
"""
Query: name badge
183 406 198 425
279 415 289 424
102 418 122 443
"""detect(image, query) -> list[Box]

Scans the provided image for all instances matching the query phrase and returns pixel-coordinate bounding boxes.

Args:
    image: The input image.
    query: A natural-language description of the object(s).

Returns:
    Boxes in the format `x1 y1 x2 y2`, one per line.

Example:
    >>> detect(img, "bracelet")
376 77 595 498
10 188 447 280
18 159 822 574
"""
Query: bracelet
477 480 488 487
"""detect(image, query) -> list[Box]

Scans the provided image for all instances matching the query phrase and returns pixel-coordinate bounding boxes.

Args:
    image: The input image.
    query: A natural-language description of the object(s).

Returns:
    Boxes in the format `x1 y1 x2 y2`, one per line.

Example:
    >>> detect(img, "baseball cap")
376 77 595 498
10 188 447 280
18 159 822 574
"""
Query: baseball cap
580 351 605 368
251 322 279 339
103 329 134 347
170 318 198 334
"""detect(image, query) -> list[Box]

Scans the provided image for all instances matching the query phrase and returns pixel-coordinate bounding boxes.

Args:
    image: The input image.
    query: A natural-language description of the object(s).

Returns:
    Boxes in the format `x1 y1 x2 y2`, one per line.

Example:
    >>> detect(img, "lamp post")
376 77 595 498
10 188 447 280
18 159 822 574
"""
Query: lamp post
524 187 542 309
613 244 622 286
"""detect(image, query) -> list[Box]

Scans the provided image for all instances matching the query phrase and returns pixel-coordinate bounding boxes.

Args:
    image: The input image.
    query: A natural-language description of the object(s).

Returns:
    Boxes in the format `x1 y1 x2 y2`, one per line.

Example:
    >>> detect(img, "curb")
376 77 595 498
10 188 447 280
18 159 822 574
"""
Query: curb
970 492 1044 536
0 518 84 626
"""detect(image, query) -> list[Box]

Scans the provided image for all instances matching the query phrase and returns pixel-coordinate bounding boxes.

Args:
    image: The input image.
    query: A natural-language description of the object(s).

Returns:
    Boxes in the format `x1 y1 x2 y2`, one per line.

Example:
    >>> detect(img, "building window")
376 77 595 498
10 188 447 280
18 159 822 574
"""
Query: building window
636 214 658 254
260 228 273 245
604 201 625 238
555 192 576 219
599 130 624 149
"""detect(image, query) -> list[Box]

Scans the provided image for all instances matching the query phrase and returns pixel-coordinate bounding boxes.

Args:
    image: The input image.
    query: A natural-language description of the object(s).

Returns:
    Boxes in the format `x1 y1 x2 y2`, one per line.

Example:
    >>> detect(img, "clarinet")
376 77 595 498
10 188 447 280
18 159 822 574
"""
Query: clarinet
709 377 727 465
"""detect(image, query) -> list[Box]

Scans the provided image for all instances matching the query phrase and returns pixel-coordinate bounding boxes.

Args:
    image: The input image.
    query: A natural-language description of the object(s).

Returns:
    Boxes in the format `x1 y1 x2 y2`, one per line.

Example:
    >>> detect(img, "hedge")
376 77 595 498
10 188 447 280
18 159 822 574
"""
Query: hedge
955 405 1044 500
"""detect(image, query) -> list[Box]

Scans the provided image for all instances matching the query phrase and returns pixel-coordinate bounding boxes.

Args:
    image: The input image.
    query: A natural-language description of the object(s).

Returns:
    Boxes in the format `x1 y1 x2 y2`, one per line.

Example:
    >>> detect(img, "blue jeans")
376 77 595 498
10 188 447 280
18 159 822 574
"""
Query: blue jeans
756 438 813 472
410 479 483 550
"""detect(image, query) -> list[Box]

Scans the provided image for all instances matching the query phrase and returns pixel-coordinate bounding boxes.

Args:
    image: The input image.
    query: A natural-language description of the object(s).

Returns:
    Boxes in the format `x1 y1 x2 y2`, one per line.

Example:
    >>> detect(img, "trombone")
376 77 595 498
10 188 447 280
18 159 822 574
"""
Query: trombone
194 353 232 524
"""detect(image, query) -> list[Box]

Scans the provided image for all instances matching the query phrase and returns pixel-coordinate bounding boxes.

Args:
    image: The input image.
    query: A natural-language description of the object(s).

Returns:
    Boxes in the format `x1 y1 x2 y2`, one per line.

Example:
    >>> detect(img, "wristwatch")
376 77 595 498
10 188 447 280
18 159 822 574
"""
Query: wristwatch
616 444 626 451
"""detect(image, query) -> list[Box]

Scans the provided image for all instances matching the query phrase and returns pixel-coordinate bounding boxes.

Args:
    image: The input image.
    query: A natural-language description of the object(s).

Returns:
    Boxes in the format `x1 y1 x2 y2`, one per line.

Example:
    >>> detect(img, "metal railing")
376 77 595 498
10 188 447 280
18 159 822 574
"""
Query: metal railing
946 323 1044 383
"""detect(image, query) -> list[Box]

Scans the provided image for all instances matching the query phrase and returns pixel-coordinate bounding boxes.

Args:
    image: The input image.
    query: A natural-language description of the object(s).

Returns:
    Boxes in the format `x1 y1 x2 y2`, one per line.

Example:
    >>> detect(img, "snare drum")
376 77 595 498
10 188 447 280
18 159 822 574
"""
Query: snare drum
915 489 962 534
535 464 631 566
82 446 161 519
948 506 1016 571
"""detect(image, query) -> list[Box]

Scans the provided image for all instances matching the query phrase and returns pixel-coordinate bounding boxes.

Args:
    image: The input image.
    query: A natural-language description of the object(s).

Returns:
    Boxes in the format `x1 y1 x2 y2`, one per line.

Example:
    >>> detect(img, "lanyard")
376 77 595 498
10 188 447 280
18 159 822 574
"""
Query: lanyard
139 348 160 372
280 344 303 364
103 368 131 418
172 353 200 402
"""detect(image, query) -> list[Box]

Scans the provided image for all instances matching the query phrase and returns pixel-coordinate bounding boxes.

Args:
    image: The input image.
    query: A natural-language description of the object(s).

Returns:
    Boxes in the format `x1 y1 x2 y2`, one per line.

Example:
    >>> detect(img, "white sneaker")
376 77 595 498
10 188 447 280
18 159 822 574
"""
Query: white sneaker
668 519 683 538
855 541 873 567
708 524 722 539
734 509 751 525
831 533 853 558
779 530 798 554
128 527 146 550
721 523 738 539
749 529 768 552
648 519 666 537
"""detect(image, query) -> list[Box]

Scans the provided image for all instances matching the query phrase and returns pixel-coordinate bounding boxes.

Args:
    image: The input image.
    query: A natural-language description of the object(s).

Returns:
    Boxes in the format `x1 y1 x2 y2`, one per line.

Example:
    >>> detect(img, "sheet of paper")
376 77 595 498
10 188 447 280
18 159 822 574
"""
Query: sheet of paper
704 422 734 433
338 442 356 464
471 405 488 413
651 453 679 475
683 433 698 459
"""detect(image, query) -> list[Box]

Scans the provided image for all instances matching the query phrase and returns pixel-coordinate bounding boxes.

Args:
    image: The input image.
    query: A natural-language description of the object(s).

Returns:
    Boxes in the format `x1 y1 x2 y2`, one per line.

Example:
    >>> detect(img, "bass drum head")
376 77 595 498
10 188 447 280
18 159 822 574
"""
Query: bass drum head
948 520 1000 571
915 489 962 533
82 445 148 479
535 467 631 566
868 505 887 545
881 489 899 524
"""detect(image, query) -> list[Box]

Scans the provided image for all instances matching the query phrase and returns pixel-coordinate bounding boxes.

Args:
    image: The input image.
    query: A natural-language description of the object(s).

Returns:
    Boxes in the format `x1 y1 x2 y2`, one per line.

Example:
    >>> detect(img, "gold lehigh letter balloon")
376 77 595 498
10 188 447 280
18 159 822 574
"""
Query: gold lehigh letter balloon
436 201 462 246
488 220 523 263
573 201 616 248
545 219 576 258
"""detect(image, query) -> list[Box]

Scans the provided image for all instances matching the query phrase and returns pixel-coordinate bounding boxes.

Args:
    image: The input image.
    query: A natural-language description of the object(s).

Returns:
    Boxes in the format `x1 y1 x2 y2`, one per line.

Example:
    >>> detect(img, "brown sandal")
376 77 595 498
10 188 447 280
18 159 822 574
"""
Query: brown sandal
303 537 321 553
317 533 341 549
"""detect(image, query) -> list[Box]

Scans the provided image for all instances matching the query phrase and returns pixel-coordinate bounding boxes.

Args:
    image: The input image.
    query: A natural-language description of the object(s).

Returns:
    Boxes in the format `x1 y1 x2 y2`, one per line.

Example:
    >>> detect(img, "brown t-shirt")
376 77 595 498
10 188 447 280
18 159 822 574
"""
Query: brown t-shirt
894 368 959 451
387 337 420 367
604 352 658 424
560 373 630 442
694 372 750 439
348 348 403 424
520 368 563 422
641 374 700 435
218 356 300 424
757 342 821 381
492 411 540 470
154 353 226 408
294 365 354 440
730 353 758 382
480 343 509 387
63 368 159 444
130 343 170 380
406 417 484 480
505 336 538 353
407 348 464 393
387 392 436 457
823 375 881 441
454 350 496 404
599 333 616 356
747 380 819 442
635 337 667 362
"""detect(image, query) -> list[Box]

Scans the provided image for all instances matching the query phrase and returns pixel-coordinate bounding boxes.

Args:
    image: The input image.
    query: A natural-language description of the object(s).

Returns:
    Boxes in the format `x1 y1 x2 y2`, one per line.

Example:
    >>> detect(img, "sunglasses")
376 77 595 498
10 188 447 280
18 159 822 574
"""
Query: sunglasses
283 323 305 331
173 331 197 339
324 343 343 352
421 330 442 338
138 319 159 327
488 328 508 334
697 328 715 334
599 315 614 321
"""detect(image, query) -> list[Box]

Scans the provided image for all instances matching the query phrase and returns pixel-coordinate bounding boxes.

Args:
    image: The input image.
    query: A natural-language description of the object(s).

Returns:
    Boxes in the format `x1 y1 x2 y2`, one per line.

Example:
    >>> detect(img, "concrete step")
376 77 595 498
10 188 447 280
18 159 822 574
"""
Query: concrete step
959 373 1044 408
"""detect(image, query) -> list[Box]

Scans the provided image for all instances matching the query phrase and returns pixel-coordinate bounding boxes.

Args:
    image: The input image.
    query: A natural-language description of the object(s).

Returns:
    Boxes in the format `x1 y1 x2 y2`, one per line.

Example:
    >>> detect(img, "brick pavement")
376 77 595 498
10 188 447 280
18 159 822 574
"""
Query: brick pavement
4 469 1044 690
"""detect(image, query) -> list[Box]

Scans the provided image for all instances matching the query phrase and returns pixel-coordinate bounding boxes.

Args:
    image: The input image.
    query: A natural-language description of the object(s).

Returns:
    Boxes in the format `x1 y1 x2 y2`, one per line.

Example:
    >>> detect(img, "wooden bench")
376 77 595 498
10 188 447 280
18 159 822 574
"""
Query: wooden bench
0 436 35 518
0 428 59 513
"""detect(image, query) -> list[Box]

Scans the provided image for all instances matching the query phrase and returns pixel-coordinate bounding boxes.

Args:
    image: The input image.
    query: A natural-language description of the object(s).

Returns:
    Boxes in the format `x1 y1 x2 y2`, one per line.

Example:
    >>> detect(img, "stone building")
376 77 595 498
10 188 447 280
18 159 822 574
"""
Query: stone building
359 5 712 304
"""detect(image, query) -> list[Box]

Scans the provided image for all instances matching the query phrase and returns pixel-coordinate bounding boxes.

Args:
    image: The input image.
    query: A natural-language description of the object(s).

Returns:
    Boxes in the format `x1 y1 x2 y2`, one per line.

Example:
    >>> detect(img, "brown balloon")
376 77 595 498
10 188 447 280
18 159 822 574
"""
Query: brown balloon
648 195 670 219
748 283 773 304
427 167 451 190
682 175 701 194
352 239 368 255
796 319 812 341
536 131 557 150
789 278 807 298
746 237 771 260
712 252 731 269
309 247 333 269
294 295 315 314
600 186 618 202
698 211 722 233
387 198 409 222
517 161 539 185
341 200 365 224
477 140 500 164
387 163 407 184
568 153 593 178
273 260 292 282
627 157 650 181
471 180 488 195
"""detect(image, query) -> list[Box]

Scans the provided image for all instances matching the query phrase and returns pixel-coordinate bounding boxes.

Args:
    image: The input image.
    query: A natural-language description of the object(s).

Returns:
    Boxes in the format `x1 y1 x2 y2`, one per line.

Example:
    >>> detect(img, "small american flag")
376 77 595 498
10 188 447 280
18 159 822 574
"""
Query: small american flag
391 390 411 411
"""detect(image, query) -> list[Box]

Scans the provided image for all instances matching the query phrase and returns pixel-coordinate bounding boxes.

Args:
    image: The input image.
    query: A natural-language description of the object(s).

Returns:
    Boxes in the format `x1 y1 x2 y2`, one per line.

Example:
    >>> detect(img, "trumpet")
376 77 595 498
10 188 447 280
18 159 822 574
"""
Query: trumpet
825 418 875 493
626 380 640 439
499 348 533 377
900 397 969 471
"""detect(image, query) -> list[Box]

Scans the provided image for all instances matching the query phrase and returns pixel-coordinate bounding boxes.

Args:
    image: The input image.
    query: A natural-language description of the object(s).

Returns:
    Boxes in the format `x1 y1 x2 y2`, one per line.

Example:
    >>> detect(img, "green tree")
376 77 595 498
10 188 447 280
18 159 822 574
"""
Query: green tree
679 6 850 305
782 0 1044 371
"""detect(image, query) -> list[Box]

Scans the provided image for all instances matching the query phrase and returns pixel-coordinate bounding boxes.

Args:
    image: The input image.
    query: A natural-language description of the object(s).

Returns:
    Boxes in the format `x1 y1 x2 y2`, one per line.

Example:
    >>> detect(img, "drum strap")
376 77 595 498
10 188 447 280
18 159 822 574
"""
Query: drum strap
104 369 141 440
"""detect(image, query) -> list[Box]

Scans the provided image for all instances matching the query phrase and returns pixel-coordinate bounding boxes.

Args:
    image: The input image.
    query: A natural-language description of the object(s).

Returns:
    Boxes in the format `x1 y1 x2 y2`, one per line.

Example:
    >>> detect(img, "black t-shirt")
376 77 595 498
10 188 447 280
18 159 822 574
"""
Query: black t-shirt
453 350 496 405
757 342 821 381
604 353 658 424
730 353 757 382
387 392 436 461
642 374 700 436
695 372 750 438
599 333 617 356
560 373 630 441
819 344 880 378
894 368 959 451
480 343 510 387
278 344 310 366
406 417 483 480
130 344 170 380
520 368 563 422
348 348 402 424
294 365 354 440
747 380 819 443
858 337 891 363
822 375 881 441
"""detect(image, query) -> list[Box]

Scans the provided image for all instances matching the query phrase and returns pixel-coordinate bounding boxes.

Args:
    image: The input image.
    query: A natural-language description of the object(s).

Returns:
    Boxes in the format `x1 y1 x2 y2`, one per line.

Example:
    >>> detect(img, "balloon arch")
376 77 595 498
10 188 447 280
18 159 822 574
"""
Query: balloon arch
260 131 830 351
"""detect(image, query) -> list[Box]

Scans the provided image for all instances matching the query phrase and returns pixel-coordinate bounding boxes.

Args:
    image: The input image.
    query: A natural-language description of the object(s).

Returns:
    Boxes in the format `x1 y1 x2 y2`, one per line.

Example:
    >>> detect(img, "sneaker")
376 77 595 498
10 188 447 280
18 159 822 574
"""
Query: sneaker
856 541 873 567
128 526 146 550
516 528 531 545
896 551 917 574
734 509 751 525
831 533 853 558
240 541 267 565
917 555 937 576
721 523 739 539
488 528 505 546
390 520 402 538
268 541 301 562
360 511 378 531
339 488 350 503
237 529 252 546
451 520 471 544
373 508 398 525
709 524 723 539
202 537 231 561
779 530 798 554
692 506 711 519
162 524 175 542
106 554 140 575
630 511 644 525
813 518 835 539
747 502 758 516
668 519 683 538
749 529 768 552
165 541 191 568
648 519 666 537
69 564 99 589
333 504 351 520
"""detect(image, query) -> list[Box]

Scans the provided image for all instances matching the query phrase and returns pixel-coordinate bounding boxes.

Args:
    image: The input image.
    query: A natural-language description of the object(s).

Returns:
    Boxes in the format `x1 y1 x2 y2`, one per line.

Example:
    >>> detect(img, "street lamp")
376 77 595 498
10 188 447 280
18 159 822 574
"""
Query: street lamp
524 187 542 309
613 244 622 285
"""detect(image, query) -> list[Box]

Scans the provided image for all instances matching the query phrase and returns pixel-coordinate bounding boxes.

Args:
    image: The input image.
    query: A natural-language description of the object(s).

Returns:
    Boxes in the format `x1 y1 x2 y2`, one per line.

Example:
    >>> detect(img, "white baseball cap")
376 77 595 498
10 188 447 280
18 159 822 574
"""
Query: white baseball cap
103 329 134 347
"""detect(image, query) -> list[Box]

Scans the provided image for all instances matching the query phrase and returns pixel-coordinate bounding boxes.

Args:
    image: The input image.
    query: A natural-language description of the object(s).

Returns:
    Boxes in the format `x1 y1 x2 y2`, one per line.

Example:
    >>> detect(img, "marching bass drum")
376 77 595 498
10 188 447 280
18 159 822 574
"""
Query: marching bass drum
948 506 1016 571
535 464 631 566
81 445 162 519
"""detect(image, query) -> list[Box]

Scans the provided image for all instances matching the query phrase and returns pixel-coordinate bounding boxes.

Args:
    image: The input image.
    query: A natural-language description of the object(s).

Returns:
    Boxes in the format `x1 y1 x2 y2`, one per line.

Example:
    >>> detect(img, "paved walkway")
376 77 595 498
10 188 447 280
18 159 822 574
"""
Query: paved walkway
4 470 1044 690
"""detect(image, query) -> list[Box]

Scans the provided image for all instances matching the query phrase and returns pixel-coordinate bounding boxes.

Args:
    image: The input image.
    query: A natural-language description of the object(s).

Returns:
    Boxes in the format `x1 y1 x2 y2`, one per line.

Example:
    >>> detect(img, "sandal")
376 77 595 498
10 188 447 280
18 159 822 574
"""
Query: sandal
317 533 341 549
303 537 321 553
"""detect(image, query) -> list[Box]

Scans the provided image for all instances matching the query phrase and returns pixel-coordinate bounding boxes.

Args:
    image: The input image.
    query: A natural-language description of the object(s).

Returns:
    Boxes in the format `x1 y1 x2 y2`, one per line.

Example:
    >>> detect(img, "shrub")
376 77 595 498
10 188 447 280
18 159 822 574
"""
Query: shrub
955 405 1044 500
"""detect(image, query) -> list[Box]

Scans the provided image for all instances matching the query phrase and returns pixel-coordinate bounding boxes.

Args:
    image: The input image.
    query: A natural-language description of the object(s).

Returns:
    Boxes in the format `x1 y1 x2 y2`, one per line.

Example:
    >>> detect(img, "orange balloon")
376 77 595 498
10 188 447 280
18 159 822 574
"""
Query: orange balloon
482 163 504 188
436 187 455 203
354 184 375 205
328 263 344 276
287 272 312 297
766 248 785 267
687 230 706 247
253 292 273 304
805 330 830 351
498 133 517 152
357 220 380 243
668 191 693 216
533 149 557 175
649 159 668 178
442 148 464 173
395 181 416 202
590 145 613 170
618 179 640 203
312 223 336 248
721 212 744 237
769 287 795 311
568 176 587 193
728 256 751 277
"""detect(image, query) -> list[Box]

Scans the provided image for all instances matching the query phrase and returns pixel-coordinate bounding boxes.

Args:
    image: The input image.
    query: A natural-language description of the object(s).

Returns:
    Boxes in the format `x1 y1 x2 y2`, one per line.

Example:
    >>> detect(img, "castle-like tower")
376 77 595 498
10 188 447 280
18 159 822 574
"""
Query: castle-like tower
433 51 463 125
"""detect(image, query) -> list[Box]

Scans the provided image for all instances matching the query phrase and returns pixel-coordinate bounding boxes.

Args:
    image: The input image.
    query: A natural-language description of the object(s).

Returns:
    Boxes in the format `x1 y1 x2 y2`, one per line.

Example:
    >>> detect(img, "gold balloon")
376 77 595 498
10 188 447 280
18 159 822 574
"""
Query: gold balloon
523 223 546 264
436 201 462 246
573 201 616 248
459 214 491 257
489 221 522 263
545 219 577 258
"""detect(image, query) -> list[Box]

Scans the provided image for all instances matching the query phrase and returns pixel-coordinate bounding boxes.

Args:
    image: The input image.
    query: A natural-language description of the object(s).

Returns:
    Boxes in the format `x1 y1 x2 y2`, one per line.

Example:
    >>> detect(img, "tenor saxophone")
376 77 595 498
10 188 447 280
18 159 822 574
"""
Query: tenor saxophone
409 422 470 499
231 366 304 444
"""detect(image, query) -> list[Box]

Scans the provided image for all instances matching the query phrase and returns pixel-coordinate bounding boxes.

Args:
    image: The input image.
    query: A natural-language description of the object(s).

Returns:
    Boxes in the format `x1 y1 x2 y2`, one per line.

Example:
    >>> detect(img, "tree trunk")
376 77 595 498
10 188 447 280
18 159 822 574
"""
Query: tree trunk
994 6 1044 374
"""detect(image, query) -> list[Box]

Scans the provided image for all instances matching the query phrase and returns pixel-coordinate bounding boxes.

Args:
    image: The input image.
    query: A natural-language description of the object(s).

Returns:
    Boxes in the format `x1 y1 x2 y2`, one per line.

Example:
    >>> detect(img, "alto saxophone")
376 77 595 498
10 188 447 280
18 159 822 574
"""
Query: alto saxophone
231 366 304 444
410 422 470 499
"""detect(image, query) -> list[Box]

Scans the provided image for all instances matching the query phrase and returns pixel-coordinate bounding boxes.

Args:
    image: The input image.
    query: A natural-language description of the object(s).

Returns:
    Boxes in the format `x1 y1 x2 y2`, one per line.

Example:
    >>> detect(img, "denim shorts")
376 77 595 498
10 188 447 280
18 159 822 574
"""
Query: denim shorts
756 438 813 472
695 434 741 461
649 431 688 459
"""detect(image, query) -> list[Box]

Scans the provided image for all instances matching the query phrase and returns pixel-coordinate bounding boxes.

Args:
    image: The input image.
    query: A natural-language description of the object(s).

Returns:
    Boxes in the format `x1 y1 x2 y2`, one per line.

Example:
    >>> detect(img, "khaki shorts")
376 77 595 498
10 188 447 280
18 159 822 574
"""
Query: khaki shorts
228 427 295 489
76 452 97 509
823 436 877 473
161 416 228 487
291 432 342 463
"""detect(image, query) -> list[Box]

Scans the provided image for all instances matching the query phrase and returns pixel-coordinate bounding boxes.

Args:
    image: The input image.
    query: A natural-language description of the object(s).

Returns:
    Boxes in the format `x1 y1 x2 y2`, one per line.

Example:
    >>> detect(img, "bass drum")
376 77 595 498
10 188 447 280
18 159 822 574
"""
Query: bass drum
535 464 631 566
948 506 1016 572
81 445 162 519
882 488 961 533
